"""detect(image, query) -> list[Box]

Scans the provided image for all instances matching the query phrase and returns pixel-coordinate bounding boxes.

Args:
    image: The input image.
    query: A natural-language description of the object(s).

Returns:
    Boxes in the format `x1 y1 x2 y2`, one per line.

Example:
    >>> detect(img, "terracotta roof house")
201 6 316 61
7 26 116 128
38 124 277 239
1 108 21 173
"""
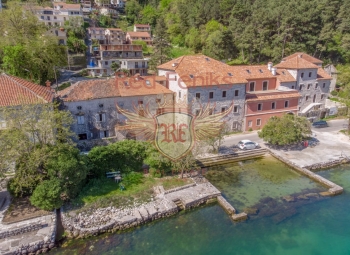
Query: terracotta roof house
126 31 152 45
157 52 332 131
134 24 151 33
0 73 54 107
58 76 174 146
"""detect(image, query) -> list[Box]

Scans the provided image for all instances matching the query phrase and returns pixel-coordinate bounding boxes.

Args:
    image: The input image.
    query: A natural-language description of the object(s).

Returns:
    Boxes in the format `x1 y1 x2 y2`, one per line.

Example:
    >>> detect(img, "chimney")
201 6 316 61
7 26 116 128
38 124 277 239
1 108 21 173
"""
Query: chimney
271 67 277 76
45 80 51 88
267 62 273 71
172 63 178 67
299 54 303 58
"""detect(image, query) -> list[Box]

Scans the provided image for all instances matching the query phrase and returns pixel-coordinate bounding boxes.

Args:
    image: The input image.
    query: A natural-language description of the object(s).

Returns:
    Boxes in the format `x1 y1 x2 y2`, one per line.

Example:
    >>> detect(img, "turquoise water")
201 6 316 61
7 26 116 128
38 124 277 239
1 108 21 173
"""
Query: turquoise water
51 162 350 255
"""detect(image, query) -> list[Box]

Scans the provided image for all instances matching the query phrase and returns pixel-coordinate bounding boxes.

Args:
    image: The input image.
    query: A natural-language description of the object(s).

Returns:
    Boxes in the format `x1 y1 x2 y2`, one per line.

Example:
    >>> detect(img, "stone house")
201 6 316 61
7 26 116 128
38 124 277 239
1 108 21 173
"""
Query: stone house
133 24 151 33
58 76 174 146
157 55 247 131
0 73 54 128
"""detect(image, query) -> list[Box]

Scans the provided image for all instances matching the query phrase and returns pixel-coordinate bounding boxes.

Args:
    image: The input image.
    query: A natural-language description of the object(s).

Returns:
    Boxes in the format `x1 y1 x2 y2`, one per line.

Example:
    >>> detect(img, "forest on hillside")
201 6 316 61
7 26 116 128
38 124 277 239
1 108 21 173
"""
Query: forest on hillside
126 0 350 64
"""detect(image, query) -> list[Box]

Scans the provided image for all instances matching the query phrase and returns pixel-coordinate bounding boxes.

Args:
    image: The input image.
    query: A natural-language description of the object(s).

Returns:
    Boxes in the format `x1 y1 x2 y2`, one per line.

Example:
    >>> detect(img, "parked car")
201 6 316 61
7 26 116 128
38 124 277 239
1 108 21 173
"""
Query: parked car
312 120 328 128
238 140 259 150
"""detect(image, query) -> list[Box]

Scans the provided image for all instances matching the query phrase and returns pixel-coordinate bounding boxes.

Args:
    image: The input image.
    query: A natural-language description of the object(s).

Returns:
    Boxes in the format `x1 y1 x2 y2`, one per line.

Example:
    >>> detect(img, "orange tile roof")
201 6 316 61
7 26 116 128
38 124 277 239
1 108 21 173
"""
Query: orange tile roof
275 69 296 82
274 56 319 69
246 91 301 102
58 77 173 102
0 74 53 107
229 65 275 79
283 52 323 64
317 68 332 80
127 32 151 38
53 2 81 10
158 55 248 86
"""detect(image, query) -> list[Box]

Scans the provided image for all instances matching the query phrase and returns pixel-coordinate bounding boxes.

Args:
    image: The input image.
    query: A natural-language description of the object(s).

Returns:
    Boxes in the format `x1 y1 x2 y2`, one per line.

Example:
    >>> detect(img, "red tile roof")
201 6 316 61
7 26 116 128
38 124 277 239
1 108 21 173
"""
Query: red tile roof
158 55 248 86
0 74 53 107
317 68 332 80
53 2 81 10
275 69 296 82
127 32 151 38
274 56 319 69
246 91 301 102
58 77 173 102
283 52 323 65
229 65 275 79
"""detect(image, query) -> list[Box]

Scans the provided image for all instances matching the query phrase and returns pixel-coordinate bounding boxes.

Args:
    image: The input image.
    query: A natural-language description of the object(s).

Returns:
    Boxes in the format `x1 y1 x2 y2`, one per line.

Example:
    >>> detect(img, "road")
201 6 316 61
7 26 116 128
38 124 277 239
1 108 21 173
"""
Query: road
222 118 348 148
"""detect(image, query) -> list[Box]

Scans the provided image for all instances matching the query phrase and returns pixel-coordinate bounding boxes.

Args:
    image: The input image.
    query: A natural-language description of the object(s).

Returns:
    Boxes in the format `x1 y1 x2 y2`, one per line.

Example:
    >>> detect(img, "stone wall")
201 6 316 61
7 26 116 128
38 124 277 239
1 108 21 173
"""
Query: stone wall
266 148 343 195
304 157 350 171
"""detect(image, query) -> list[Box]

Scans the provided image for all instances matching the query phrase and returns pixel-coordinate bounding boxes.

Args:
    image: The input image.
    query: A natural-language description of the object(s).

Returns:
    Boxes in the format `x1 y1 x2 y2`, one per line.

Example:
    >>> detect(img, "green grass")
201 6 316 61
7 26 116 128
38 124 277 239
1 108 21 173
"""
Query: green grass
70 174 192 212
58 82 71 91
169 47 194 58
329 97 340 102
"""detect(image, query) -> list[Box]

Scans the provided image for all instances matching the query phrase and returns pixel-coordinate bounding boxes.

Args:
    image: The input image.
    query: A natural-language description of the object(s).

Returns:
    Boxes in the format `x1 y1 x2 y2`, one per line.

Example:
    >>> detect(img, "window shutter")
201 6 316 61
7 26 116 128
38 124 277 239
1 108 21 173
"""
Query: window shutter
102 113 106 122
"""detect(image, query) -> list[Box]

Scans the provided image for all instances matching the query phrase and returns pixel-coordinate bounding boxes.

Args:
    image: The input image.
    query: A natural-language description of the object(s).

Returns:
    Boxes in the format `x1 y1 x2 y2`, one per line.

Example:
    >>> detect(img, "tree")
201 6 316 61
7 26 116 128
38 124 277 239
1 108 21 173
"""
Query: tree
258 114 312 145
149 18 172 71
0 103 75 178
30 179 63 211
88 140 149 177
111 62 121 73
206 124 229 153
0 2 67 85
144 145 172 175
171 152 199 179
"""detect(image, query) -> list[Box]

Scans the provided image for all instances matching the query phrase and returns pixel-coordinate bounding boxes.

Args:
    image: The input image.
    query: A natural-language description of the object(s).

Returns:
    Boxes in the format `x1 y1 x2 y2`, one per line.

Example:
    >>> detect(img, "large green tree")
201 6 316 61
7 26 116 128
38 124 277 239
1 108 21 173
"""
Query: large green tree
258 114 312 145
0 2 67 84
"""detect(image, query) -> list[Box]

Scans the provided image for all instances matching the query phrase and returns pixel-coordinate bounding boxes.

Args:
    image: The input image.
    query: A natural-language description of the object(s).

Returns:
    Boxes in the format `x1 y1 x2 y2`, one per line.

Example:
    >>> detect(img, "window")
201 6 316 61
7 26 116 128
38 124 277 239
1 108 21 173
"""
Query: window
222 91 227 98
299 84 303 90
100 130 109 138
235 90 239 96
233 106 238 113
54 16 57 20
256 119 261 126
248 120 252 127
138 100 143 105
321 94 325 100
209 92 214 99
315 83 318 89
195 109 200 116
291 86 295 89
156 98 161 103
263 81 268 91
323 83 326 88
299 98 302 103
77 116 85 125
301 72 304 78
258 103 262 111
307 84 312 90
209 109 213 115
178 91 181 98
221 107 226 113
284 101 289 108
78 134 87 140
249 82 255 92
40 16 44 20
306 96 309 101
309 72 312 77
195 93 200 99
105 61 108 65
271 102 276 109
77 106 82 110
99 104 104 108
98 113 106 122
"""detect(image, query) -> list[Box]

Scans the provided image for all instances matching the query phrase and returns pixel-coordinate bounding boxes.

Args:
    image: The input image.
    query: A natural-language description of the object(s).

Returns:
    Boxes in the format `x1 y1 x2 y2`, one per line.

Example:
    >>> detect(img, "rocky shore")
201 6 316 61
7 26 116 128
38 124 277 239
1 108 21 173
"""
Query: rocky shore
61 181 223 239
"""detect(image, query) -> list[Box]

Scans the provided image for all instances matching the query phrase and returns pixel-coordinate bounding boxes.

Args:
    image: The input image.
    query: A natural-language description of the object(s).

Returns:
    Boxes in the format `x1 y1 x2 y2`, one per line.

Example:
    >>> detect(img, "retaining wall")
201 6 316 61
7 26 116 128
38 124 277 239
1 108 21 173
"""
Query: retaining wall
267 148 343 195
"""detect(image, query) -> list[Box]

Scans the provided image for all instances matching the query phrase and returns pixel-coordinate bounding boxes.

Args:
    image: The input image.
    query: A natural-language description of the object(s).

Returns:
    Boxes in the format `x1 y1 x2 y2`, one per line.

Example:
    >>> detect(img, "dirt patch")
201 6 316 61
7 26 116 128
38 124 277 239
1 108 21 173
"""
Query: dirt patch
2 197 50 224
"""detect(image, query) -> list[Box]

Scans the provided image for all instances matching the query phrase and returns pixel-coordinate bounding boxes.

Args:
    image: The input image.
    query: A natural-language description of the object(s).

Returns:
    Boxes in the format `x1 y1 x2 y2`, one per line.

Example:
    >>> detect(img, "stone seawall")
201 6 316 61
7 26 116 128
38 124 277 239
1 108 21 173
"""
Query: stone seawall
305 157 350 171
61 182 223 239
267 148 343 195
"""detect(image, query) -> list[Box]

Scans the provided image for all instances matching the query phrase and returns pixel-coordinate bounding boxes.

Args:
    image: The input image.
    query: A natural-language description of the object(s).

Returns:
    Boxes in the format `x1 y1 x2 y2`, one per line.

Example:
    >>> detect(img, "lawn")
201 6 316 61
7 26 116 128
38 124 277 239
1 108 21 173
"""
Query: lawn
70 174 192 212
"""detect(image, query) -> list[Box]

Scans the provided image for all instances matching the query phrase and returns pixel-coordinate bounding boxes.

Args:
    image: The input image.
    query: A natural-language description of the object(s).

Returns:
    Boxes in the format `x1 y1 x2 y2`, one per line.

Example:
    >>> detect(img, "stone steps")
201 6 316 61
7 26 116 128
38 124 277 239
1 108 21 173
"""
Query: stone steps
172 198 184 210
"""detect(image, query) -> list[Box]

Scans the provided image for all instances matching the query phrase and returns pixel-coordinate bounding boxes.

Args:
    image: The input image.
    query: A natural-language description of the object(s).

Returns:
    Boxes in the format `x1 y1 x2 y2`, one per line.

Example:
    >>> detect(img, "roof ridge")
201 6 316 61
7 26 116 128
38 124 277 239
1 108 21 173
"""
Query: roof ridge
174 56 185 70
3 74 51 103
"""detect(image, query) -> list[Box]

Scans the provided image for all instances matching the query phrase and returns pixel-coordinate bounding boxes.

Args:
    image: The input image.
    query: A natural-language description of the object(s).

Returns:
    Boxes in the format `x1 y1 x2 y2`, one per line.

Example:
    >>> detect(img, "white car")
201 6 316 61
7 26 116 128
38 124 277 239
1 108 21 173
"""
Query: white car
238 140 259 150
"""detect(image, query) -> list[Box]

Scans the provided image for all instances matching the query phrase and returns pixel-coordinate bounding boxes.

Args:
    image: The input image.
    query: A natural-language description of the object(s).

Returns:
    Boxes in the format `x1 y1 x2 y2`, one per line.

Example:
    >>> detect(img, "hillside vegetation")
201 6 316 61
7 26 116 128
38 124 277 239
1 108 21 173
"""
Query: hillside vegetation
127 0 350 64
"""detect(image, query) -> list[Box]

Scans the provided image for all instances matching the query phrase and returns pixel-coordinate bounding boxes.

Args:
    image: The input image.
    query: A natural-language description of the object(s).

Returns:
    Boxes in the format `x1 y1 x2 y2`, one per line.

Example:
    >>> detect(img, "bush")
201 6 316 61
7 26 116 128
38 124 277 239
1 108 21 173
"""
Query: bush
121 172 144 187
331 90 338 96
149 168 162 178
58 82 71 91
248 127 253 131
30 179 63 211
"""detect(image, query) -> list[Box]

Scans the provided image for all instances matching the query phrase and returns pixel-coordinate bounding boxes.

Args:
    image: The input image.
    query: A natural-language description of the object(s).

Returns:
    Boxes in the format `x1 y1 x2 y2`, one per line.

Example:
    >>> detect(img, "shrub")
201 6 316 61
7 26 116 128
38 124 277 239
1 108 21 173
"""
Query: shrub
331 90 338 96
149 168 162 178
30 179 63 211
248 128 253 131
121 172 144 187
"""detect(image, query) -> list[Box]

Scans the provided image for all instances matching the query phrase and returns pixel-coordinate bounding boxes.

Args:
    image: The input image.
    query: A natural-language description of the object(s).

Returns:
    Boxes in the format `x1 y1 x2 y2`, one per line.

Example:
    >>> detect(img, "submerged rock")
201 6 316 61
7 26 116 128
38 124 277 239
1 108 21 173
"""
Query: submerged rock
305 193 319 198
319 191 332 197
297 195 310 200
283 195 295 202
273 207 298 224
243 207 259 215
